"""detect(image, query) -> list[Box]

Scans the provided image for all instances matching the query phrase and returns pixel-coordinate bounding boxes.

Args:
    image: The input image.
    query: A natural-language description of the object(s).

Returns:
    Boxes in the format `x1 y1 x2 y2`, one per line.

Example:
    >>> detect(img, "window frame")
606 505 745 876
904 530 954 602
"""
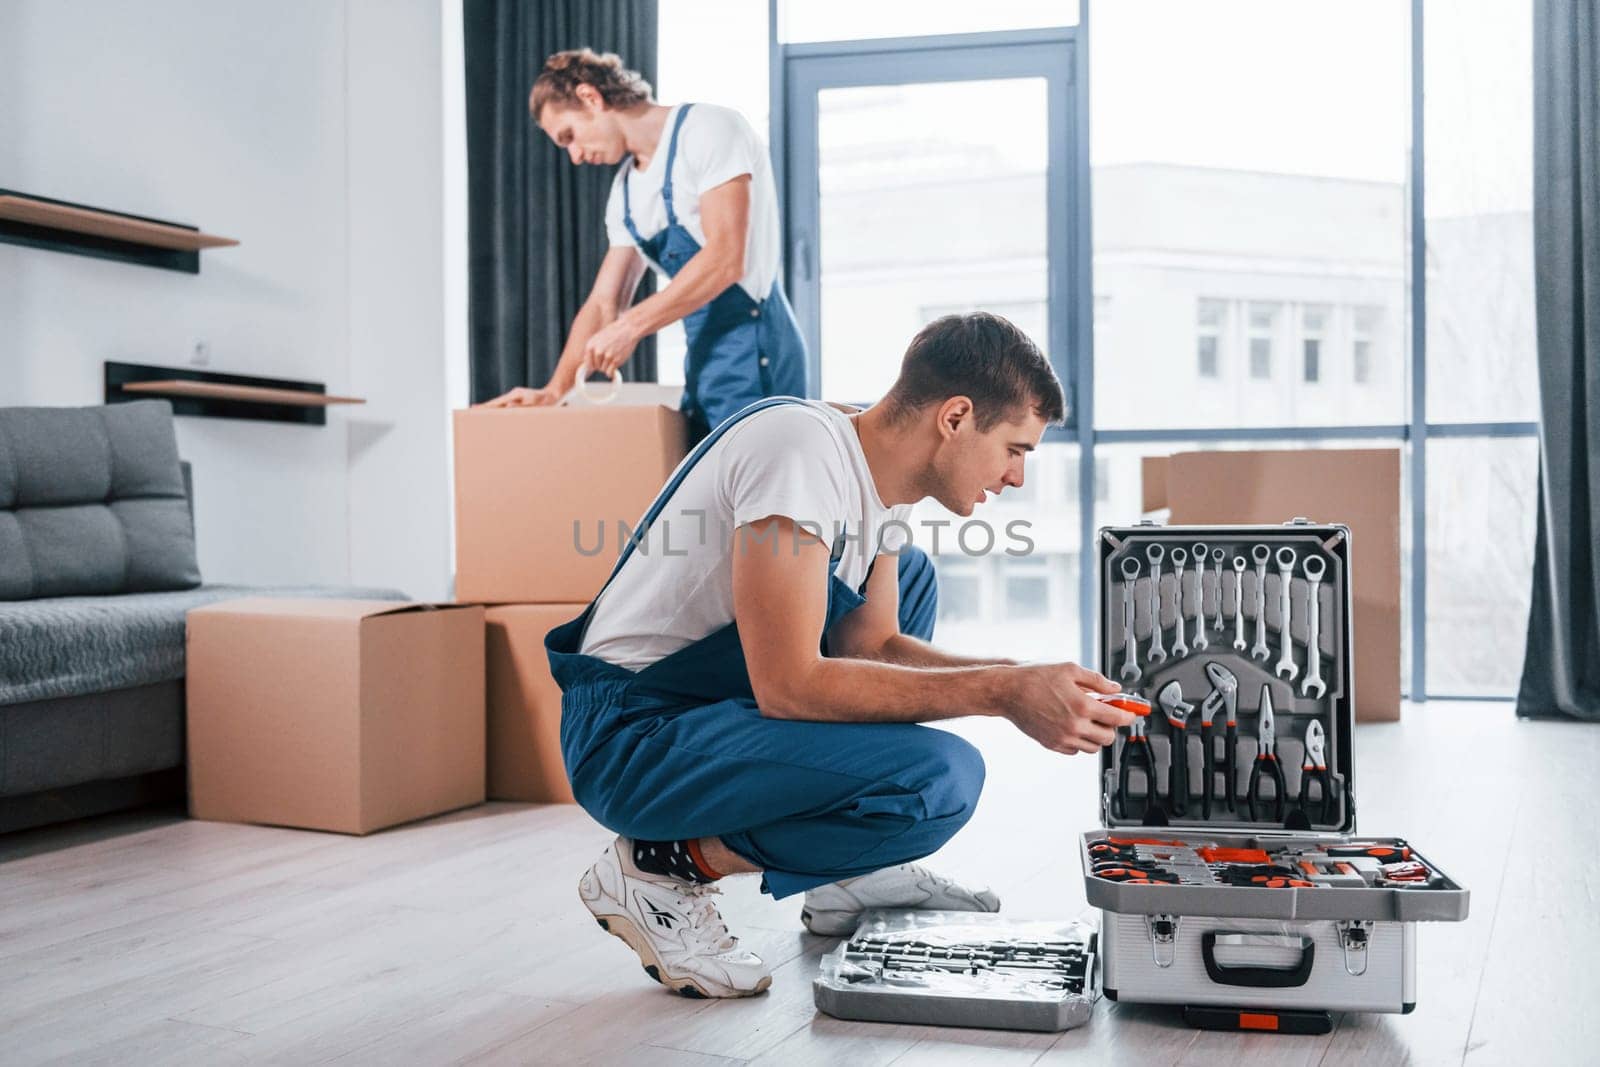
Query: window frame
768 0 1540 700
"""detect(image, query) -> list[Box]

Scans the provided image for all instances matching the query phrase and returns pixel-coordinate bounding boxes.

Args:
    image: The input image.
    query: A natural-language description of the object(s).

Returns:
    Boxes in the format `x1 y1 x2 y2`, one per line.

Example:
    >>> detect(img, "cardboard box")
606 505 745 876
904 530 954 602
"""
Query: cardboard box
453 404 689 604
186 599 486 834
1141 448 1402 722
485 604 585 803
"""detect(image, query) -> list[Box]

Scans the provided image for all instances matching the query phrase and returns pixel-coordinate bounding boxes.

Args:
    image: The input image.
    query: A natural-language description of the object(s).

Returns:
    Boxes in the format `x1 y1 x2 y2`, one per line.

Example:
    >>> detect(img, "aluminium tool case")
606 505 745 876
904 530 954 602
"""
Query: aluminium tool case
1081 521 1469 1033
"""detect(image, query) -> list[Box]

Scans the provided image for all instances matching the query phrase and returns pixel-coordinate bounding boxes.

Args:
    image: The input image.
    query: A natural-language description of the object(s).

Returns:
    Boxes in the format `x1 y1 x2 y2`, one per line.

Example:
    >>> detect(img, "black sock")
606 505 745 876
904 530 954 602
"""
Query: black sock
631 838 719 883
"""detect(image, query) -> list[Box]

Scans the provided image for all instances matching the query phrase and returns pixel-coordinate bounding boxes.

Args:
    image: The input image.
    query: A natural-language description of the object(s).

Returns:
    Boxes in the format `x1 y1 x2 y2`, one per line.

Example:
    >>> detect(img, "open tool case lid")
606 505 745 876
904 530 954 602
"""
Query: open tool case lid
1085 520 1469 923
1096 520 1357 837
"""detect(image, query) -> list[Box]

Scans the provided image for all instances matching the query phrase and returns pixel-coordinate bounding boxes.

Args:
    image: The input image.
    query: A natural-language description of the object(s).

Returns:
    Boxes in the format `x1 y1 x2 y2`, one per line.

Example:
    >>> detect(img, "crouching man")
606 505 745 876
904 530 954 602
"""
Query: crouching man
545 312 1134 998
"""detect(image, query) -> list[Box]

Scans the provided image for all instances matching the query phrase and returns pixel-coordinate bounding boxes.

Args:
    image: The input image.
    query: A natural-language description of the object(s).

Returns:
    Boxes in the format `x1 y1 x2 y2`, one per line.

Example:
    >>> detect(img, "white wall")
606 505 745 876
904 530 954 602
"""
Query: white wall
0 0 455 601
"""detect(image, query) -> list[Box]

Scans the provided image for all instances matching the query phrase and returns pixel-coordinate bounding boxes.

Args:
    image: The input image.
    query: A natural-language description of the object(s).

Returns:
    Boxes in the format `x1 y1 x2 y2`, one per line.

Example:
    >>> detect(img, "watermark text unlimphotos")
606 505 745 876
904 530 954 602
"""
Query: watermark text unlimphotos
572 509 1036 559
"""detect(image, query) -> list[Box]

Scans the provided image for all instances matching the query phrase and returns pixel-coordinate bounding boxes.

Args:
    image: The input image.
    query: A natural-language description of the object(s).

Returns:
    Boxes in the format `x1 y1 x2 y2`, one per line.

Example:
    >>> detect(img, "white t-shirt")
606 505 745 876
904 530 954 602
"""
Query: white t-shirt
580 402 914 671
605 103 781 302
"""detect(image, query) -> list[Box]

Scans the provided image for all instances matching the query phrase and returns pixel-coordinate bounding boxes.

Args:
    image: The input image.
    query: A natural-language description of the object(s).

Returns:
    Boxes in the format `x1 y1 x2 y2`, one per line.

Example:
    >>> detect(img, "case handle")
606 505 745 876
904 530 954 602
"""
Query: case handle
1201 931 1316 989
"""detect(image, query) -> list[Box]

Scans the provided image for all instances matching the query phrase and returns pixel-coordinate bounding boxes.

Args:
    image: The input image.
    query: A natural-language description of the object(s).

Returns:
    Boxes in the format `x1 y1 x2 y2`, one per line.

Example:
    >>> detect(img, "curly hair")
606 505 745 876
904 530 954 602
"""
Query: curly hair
529 48 653 121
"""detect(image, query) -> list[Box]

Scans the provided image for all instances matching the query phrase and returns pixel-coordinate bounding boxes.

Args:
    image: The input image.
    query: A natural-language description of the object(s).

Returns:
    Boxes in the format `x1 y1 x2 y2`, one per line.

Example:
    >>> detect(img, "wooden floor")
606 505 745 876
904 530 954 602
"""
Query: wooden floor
1 701 1593 1065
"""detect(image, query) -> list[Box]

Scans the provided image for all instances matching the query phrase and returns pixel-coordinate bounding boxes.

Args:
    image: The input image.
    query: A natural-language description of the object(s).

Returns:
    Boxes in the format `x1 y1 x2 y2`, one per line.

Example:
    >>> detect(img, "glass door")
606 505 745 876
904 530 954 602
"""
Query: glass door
782 32 1084 661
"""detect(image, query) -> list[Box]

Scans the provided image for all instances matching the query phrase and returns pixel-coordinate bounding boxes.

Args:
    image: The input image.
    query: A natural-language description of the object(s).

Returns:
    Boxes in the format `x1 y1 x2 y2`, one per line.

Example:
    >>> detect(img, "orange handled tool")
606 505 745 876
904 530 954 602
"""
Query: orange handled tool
1326 845 1411 861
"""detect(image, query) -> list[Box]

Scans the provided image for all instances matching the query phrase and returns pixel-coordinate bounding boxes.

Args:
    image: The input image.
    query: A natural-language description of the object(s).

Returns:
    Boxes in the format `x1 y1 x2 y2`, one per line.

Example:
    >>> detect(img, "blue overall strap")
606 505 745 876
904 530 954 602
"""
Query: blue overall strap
595 395 797 602
619 155 645 246
659 103 694 229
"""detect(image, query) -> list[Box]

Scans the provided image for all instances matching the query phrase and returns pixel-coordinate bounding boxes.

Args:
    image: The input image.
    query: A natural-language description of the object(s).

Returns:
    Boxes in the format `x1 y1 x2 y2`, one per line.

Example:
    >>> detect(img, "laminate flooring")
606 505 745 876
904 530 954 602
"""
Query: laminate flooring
1 702 1591 1065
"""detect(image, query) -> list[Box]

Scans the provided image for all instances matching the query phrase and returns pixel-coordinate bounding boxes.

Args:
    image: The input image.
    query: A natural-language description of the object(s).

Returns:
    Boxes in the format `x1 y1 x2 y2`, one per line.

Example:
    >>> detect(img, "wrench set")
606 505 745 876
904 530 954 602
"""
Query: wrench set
1083 522 1469 1029
1105 523 1346 830
813 911 1100 1032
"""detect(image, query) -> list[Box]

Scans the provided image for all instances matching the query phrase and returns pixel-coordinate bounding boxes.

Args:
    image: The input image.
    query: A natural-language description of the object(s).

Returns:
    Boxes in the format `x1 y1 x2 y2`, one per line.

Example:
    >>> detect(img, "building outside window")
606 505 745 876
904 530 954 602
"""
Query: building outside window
1352 305 1379 384
1197 298 1225 379
935 556 984 624
1003 557 1052 620
1302 304 1328 383
1248 303 1278 380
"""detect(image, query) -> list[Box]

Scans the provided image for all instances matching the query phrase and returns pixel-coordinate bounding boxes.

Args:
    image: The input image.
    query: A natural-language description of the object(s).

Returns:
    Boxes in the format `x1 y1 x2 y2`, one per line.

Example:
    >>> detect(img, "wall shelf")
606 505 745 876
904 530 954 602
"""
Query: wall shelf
0 189 237 273
120 380 365 408
106 362 354 426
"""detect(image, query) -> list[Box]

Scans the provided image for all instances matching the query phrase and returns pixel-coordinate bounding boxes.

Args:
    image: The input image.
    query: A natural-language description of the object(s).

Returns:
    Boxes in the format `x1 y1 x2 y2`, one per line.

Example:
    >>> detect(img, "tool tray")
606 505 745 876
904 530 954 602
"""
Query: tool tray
1082 521 1469 925
812 911 1099 1033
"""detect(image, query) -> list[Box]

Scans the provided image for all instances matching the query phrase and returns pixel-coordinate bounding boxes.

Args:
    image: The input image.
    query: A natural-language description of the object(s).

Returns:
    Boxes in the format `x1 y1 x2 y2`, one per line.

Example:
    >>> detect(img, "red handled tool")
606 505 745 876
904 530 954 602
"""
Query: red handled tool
1106 694 1157 821
1199 662 1239 816
1095 867 1181 884
1245 685 1287 822
1326 844 1411 861
1157 681 1193 818
1297 719 1334 825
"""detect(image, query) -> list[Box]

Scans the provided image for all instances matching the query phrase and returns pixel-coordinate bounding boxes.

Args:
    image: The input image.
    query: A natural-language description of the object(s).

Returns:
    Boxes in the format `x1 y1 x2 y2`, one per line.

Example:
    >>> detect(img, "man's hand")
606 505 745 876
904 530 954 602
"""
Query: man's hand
479 385 561 408
584 315 643 376
1005 663 1133 755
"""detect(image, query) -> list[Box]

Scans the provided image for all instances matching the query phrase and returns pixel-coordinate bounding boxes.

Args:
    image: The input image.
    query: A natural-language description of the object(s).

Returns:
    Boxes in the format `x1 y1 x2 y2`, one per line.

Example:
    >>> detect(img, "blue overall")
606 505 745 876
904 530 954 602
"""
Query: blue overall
621 104 809 443
621 102 938 654
545 398 984 899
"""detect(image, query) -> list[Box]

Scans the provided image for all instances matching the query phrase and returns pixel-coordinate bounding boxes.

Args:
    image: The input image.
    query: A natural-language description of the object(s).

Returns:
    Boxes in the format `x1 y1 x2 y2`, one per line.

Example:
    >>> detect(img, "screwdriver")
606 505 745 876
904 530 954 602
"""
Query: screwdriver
1325 844 1412 861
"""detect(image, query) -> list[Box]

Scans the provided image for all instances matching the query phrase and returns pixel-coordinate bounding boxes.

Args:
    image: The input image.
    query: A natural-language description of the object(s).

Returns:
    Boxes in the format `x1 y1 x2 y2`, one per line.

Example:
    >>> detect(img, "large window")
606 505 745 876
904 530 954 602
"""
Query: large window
755 0 1540 698
1090 0 1409 431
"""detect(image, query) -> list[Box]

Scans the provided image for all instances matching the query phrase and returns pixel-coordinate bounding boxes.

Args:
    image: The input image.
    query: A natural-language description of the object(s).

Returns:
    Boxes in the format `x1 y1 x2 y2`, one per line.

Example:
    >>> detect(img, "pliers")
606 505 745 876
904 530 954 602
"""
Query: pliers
1157 681 1193 818
1298 719 1334 825
1198 662 1238 817
1246 685 1287 823
1112 695 1156 820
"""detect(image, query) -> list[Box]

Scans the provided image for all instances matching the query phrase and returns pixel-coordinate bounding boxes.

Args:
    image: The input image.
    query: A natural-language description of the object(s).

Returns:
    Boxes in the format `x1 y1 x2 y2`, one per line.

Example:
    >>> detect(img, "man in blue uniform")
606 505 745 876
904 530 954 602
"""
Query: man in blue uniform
489 48 940 641
546 313 1134 998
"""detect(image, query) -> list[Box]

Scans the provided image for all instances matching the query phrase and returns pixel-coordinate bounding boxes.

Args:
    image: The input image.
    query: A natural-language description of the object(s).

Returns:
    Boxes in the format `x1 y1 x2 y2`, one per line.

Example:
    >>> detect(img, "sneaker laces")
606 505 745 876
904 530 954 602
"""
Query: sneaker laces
677 883 738 953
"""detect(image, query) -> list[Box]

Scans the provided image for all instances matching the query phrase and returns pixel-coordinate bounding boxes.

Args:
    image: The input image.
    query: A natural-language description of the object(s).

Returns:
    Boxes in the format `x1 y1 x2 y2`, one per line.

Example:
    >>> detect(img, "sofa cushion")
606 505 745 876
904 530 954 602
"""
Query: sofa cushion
0 584 406 706
0 401 200 599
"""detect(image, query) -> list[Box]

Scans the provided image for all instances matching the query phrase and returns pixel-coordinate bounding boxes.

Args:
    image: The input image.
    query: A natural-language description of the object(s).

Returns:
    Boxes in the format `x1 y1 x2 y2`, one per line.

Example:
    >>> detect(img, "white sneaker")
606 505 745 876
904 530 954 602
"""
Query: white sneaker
578 837 772 998
800 863 1002 937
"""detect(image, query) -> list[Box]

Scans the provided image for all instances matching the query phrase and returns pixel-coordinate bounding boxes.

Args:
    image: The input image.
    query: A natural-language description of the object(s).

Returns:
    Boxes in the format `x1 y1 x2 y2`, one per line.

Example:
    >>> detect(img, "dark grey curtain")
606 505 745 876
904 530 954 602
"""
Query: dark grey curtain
464 0 659 403
1517 1 1600 719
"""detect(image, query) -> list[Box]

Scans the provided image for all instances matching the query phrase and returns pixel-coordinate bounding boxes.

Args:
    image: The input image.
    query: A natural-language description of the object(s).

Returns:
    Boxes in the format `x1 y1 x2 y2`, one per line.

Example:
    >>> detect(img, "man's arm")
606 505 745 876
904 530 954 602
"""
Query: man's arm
548 245 650 392
584 177 752 375
733 517 1132 755
824 551 1017 668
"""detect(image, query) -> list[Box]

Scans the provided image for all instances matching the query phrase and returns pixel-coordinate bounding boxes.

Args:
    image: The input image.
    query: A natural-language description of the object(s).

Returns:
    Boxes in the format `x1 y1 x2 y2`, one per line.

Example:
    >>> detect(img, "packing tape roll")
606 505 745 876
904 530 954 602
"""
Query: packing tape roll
577 366 622 404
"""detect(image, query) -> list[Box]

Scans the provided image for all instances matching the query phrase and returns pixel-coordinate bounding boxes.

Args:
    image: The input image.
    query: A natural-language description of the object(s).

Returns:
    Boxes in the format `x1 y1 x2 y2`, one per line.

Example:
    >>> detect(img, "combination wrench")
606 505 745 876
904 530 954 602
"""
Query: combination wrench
1250 544 1271 661
1119 556 1142 684
1190 542 1210 652
1170 547 1189 658
1146 544 1167 664
1232 556 1247 650
1275 546 1299 680
1300 554 1327 698
1210 548 1226 632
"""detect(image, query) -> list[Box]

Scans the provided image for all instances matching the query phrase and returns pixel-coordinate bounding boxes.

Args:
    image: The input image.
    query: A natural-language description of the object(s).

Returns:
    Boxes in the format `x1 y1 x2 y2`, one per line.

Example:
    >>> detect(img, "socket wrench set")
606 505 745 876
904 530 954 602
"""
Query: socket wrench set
813 911 1099 1032
1081 521 1469 1033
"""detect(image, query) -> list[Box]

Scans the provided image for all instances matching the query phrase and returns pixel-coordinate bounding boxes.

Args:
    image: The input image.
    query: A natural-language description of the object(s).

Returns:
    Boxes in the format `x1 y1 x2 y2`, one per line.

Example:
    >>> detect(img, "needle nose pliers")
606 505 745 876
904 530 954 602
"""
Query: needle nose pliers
1246 685 1287 823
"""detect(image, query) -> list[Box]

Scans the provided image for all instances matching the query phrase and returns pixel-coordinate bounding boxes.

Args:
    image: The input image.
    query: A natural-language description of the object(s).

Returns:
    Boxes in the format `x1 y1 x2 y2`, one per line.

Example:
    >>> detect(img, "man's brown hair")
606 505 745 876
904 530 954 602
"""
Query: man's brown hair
529 48 653 121
882 312 1067 429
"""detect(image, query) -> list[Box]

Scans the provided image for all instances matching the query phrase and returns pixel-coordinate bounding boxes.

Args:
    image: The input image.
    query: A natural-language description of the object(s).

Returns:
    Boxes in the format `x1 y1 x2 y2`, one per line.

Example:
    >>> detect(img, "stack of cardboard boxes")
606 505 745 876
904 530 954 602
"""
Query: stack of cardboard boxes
454 401 690 803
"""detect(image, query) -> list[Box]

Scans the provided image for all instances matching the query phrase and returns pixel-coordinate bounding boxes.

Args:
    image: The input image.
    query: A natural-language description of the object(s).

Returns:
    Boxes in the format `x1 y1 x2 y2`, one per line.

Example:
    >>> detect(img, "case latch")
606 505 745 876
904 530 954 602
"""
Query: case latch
1336 919 1373 977
1285 516 1314 526
1145 914 1181 968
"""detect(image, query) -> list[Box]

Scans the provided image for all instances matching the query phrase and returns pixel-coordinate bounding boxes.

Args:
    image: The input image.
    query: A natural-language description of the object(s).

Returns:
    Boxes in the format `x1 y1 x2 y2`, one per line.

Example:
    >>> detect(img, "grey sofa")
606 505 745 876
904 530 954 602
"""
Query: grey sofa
0 401 401 833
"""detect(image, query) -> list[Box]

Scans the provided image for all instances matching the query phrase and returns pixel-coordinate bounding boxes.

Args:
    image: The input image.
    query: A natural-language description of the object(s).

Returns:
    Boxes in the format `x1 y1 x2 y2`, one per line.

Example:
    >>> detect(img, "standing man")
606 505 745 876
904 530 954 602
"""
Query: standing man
486 48 940 640
485 48 805 442
547 314 1135 999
